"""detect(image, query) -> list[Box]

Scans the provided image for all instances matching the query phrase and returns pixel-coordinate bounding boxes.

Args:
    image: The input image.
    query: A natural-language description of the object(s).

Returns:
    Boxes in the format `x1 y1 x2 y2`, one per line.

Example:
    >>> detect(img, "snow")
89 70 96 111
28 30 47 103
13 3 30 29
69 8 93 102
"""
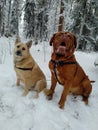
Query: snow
0 37 98 130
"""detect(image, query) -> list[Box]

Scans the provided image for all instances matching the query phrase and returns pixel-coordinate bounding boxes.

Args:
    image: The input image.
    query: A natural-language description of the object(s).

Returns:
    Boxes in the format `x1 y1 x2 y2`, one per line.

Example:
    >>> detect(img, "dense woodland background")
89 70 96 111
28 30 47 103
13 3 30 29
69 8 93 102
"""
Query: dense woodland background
0 0 98 51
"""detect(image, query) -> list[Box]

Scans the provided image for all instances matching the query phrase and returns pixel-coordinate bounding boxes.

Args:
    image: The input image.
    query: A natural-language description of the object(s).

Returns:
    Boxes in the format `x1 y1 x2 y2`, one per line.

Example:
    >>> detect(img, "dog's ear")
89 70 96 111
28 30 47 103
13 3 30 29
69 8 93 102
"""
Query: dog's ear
74 35 77 49
15 36 21 44
50 34 55 46
26 40 32 48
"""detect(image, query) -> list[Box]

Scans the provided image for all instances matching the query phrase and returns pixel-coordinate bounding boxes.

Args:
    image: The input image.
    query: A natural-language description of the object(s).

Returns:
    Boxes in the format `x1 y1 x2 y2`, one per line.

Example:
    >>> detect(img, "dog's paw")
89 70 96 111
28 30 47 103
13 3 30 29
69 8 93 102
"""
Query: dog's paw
16 83 20 86
82 96 88 105
22 91 28 96
58 101 65 109
44 88 53 100
44 88 52 95
32 91 39 98
47 95 53 100
58 104 64 109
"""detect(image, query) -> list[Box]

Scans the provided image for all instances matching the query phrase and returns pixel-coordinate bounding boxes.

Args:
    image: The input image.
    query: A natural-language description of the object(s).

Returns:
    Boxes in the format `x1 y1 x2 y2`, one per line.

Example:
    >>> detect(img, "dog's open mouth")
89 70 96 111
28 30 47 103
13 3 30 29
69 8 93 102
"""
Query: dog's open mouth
60 42 66 47
56 43 66 56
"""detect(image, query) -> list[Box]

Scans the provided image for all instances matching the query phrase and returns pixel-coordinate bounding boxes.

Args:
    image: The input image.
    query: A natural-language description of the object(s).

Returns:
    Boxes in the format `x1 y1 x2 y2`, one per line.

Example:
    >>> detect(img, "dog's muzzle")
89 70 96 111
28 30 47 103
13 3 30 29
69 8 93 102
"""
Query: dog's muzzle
15 51 22 56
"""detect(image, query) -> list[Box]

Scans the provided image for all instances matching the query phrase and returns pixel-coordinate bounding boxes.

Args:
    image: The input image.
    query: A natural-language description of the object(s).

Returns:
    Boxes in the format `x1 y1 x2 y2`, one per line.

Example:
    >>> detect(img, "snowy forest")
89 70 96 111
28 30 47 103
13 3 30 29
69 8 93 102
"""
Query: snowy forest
0 0 98 51
0 1 98 130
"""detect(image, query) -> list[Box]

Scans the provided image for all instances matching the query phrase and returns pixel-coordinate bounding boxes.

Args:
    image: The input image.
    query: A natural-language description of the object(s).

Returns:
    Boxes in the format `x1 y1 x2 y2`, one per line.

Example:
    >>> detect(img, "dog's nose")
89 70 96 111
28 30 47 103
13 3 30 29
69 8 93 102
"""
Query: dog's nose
16 51 21 56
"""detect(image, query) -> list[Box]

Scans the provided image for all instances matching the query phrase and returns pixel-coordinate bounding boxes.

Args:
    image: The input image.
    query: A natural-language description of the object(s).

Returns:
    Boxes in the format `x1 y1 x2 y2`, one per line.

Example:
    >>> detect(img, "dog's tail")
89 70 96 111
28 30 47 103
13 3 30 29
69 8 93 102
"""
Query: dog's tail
90 80 95 83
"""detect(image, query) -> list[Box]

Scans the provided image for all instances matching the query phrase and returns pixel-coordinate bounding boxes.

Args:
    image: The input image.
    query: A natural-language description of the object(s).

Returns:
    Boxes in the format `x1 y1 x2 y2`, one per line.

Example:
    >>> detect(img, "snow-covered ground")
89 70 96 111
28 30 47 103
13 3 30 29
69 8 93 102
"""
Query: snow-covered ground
0 37 98 130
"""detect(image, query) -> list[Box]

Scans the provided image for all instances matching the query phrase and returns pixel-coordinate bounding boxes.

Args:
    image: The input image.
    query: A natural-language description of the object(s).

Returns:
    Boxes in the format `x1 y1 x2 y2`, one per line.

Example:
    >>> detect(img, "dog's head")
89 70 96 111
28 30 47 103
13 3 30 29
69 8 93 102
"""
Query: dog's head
49 31 77 57
14 37 32 62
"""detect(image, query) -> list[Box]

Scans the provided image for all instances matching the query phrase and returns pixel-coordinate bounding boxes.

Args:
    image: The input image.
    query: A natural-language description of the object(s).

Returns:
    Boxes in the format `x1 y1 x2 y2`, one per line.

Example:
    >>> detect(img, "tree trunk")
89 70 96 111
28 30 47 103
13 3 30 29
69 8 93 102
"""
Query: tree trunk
78 0 88 45
0 5 2 36
1 0 5 36
16 0 19 37
53 2 58 33
58 0 64 31
6 0 12 37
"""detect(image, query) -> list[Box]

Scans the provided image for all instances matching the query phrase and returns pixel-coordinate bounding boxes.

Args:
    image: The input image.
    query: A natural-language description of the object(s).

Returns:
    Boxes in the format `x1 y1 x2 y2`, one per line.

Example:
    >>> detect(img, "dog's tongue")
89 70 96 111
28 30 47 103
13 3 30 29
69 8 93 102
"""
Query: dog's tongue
56 46 66 56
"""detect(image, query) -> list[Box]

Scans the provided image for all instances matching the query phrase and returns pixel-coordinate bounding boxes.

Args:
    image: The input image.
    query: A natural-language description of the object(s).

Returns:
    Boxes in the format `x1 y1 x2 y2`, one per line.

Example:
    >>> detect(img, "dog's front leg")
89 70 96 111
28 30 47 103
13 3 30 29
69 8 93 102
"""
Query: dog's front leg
44 72 57 100
16 78 20 86
22 81 30 96
22 86 29 96
58 81 71 109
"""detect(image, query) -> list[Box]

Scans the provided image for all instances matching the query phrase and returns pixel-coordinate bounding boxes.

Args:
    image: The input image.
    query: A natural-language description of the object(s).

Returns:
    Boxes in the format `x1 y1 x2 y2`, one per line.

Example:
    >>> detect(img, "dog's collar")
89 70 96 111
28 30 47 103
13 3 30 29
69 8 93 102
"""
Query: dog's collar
15 65 33 71
51 59 77 66
51 59 78 85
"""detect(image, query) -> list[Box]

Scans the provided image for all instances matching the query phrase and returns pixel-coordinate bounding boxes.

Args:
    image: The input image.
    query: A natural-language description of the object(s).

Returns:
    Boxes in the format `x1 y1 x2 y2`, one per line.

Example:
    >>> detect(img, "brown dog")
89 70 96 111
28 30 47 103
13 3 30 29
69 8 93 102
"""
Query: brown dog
44 31 93 109
14 38 47 97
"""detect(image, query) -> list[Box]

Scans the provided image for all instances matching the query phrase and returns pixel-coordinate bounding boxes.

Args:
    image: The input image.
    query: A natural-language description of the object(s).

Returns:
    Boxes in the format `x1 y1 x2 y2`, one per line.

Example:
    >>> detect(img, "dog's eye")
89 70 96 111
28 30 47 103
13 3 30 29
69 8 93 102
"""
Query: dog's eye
17 45 20 48
67 35 71 39
22 47 26 50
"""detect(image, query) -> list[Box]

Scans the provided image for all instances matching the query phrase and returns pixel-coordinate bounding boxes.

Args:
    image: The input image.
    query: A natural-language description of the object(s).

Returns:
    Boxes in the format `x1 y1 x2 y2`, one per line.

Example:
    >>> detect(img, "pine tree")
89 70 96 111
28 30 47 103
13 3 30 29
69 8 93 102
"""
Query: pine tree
24 0 35 38
5 0 12 37
70 0 98 51
35 0 48 41
10 0 22 36
47 0 60 38
0 0 6 36
0 2 3 36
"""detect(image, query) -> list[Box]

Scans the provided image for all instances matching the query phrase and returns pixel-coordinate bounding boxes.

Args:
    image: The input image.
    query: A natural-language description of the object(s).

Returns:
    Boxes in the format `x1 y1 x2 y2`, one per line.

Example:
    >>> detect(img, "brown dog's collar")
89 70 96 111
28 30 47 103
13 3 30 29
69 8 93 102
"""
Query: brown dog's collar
15 65 33 71
51 59 78 85
51 59 77 66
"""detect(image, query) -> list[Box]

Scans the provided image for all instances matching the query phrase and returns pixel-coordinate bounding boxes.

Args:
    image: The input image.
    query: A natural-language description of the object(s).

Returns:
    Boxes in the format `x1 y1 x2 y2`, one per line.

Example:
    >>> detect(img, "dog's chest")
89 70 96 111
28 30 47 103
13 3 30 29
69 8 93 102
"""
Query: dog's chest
55 67 65 84
55 68 62 79
15 67 32 80
49 60 76 84
49 62 64 83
